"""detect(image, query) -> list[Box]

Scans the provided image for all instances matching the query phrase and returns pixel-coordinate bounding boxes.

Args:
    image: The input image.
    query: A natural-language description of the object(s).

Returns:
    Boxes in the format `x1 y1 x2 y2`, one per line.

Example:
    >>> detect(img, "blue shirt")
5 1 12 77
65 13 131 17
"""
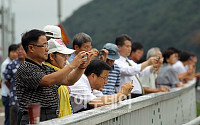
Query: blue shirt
102 63 121 95
1 57 11 97
67 53 76 63
4 58 21 106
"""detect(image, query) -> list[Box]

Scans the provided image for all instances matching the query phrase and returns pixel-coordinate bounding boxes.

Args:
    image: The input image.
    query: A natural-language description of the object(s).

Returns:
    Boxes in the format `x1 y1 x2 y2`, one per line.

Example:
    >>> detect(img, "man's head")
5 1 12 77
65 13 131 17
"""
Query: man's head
85 59 111 91
147 47 163 66
17 44 26 60
21 29 49 63
129 42 144 62
43 25 62 40
103 43 120 66
167 47 180 61
46 39 75 69
179 51 192 65
115 34 132 58
162 50 176 65
72 32 92 53
8 44 19 60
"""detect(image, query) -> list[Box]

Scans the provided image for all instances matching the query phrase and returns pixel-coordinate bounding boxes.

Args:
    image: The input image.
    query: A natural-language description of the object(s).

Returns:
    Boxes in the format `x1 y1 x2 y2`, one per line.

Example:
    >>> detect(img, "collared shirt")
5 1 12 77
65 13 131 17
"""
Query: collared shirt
4 58 21 106
1 57 11 97
140 71 157 89
102 63 120 95
172 60 187 74
69 74 103 113
115 56 151 94
67 53 76 63
157 63 180 88
16 58 60 112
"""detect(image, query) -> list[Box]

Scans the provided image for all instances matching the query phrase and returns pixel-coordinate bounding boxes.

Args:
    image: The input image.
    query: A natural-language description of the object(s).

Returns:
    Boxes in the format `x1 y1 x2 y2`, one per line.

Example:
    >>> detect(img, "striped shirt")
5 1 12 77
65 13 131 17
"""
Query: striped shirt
102 63 120 95
16 58 60 112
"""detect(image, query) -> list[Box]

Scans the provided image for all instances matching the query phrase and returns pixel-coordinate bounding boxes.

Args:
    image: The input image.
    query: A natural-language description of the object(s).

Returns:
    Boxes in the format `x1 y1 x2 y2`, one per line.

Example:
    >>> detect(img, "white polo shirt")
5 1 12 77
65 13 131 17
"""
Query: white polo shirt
172 60 187 74
69 74 103 113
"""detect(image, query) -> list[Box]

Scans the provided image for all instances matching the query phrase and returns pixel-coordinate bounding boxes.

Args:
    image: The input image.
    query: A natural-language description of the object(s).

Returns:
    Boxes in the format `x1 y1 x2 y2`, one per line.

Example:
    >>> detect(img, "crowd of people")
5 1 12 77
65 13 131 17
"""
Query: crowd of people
1 25 199 125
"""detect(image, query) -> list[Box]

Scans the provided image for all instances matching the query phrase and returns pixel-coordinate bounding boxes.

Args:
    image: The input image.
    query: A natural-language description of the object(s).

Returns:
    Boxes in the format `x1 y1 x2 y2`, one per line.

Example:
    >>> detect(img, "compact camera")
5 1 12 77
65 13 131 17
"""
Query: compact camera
82 54 88 62
98 51 105 56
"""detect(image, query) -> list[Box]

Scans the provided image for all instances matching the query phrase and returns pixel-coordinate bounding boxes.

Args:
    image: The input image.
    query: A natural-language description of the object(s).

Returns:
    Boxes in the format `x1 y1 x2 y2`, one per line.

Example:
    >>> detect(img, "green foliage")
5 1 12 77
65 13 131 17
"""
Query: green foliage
63 0 200 69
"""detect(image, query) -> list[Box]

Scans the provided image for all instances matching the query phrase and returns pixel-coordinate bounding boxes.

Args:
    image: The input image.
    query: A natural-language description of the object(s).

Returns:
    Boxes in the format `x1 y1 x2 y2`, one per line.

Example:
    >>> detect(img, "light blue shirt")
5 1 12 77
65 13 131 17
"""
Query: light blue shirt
1 57 11 97
67 53 76 63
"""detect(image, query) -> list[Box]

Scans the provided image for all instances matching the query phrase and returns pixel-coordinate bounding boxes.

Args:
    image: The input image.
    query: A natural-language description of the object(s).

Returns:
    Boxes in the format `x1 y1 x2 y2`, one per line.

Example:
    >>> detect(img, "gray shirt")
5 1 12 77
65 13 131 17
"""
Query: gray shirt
157 63 179 88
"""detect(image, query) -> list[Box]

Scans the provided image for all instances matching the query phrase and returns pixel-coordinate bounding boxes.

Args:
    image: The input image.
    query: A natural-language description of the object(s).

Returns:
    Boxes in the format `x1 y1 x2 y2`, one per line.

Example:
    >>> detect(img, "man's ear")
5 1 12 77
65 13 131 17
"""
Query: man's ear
28 45 34 53
74 45 80 50
49 53 55 61
91 73 95 78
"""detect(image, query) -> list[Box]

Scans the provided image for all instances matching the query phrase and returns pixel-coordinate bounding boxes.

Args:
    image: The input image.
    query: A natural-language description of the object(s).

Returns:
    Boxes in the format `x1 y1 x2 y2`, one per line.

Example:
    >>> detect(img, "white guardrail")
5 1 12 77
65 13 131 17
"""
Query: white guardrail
39 79 197 125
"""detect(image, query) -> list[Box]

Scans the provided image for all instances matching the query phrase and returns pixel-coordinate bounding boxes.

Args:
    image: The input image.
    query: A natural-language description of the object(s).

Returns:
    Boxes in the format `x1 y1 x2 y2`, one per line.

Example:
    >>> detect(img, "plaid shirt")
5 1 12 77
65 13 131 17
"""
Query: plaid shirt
4 58 21 106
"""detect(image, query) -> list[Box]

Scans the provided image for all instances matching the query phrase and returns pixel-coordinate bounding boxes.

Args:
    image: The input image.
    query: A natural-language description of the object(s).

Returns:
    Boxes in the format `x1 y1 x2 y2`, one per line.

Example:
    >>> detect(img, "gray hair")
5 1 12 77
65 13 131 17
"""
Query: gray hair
72 32 92 49
146 47 161 59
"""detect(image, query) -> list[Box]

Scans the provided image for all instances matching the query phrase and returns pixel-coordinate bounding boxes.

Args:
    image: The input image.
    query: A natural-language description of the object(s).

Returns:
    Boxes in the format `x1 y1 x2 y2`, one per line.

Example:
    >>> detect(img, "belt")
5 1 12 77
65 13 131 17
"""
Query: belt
22 108 59 116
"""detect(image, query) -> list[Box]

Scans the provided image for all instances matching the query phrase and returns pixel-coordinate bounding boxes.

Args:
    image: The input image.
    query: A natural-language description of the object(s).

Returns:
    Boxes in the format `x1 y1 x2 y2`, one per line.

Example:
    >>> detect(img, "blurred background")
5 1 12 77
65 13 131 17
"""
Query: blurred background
1 0 200 70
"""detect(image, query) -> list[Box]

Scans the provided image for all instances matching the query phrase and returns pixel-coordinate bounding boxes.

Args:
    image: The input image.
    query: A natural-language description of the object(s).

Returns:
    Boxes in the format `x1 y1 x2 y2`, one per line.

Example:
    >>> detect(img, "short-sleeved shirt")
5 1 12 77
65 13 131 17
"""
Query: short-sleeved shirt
4 58 21 106
67 53 76 63
1 57 11 97
102 63 120 95
157 63 180 88
16 58 60 112
69 74 102 113
172 61 187 74
140 71 157 89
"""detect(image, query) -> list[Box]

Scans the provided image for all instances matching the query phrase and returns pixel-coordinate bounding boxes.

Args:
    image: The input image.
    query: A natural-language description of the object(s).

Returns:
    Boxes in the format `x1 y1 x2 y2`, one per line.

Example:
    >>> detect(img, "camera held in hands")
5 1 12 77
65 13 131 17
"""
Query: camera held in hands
98 50 105 56
82 54 88 62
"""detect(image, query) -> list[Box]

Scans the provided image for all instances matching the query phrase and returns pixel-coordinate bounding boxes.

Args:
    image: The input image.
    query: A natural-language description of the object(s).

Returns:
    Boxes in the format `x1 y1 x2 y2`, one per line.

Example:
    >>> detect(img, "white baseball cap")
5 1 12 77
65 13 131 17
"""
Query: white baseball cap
43 25 62 39
48 39 75 54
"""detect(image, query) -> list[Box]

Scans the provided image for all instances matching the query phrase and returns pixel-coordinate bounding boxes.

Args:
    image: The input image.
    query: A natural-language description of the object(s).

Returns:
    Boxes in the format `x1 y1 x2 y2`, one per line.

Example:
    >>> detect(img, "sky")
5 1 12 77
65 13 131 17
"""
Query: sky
9 0 92 43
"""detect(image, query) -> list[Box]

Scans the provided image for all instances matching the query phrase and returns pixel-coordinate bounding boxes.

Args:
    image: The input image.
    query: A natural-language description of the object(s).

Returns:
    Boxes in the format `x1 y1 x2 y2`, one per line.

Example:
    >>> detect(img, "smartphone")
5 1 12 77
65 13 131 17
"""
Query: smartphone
130 80 133 84
82 54 88 62
98 51 105 56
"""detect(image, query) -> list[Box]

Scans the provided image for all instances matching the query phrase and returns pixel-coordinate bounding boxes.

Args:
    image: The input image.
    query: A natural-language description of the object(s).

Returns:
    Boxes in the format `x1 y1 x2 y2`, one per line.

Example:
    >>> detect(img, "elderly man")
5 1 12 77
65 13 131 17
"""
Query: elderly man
139 47 170 93
69 59 133 113
16 29 91 124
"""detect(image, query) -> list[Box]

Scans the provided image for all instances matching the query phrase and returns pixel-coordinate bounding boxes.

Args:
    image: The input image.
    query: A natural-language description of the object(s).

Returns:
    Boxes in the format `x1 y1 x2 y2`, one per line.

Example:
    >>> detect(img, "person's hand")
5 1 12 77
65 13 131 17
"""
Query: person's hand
119 82 134 96
148 56 160 66
159 86 170 92
98 49 108 62
70 51 88 69
176 82 184 87
90 48 99 60
78 51 94 69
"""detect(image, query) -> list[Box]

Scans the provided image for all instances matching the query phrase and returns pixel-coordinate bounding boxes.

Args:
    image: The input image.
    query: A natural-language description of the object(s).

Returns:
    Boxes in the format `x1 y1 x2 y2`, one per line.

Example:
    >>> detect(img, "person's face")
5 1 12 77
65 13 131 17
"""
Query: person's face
9 50 18 60
51 53 67 69
93 70 109 91
17 45 26 59
118 40 132 57
167 53 177 65
130 49 144 62
155 50 163 66
106 59 115 67
78 42 92 52
29 35 49 62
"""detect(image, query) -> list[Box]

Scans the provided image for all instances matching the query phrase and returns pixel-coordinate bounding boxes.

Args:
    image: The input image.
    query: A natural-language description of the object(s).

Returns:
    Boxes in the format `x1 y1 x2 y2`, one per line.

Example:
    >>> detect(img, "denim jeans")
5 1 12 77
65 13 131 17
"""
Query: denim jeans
2 96 10 125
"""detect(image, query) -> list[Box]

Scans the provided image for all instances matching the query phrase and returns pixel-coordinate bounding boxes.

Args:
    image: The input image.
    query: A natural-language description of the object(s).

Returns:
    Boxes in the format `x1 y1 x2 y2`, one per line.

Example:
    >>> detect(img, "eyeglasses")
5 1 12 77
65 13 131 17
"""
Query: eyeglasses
99 76 108 82
29 43 48 48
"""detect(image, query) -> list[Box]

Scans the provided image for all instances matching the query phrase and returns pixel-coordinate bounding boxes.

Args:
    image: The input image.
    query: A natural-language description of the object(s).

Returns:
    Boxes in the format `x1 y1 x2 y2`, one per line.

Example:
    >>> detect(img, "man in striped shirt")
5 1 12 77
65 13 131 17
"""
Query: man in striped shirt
102 43 121 95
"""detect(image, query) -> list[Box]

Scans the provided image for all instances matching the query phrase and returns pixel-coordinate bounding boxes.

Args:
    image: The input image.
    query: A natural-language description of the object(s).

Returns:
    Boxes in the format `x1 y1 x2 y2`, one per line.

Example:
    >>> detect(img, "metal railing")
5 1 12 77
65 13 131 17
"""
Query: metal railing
39 79 196 125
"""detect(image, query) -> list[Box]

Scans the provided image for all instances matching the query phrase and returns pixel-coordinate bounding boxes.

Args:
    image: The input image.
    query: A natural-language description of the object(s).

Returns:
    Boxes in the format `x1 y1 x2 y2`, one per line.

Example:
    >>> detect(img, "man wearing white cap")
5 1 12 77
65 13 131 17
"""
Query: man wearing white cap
43 25 62 40
44 38 80 117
